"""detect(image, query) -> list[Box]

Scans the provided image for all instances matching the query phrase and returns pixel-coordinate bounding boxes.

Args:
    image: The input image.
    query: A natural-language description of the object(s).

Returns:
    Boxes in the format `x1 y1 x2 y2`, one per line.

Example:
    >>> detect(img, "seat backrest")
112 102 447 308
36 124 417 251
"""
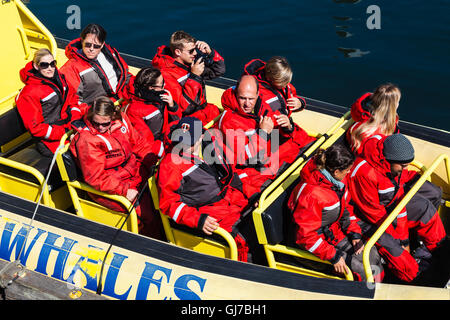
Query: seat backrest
0 107 30 154
61 148 81 182
260 175 300 245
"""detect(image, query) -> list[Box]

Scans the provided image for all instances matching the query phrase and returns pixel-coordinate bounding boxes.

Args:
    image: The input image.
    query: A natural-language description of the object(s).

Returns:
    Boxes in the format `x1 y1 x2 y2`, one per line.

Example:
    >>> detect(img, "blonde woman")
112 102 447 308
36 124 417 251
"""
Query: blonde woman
346 83 401 156
16 48 87 168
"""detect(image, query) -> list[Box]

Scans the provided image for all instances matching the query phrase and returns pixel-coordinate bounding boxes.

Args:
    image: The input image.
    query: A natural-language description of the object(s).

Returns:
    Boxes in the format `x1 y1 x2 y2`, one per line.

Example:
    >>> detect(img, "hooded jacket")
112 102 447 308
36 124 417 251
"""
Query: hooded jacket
218 87 314 174
70 113 158 197
243 59 306 116
287 159 362 263
124 76 179 156
151 45 225 116
346 92 400 156
156 134 249 232
16 61 87 155
348 135 418 244
60 38 132 105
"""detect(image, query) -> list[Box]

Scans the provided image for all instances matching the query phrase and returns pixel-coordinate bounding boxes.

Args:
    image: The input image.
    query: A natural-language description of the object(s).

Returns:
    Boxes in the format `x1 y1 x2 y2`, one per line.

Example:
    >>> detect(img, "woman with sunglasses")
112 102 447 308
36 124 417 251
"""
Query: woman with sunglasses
70 96 161 238
60 23 133 106
16 48 87 164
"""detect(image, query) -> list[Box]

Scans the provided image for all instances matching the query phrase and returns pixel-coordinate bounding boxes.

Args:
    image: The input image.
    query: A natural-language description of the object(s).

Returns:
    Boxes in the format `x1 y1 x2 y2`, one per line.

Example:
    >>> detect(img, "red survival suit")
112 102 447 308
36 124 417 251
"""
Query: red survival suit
16 61 87 156
124 76 179 155
346 92 400 156
217 87 315 192
156 133 253 261
348 135 446 282
243 59 306 115
60 38 133 105
151 45 222 125
286 159 384 281
70 113 161 238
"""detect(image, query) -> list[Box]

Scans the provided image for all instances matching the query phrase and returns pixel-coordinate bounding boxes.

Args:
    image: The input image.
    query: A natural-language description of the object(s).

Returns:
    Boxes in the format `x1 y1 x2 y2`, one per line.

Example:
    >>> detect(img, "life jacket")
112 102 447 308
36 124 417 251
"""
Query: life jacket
60 38 132 105
156 131 248 231
152 45 225 117
287 159 362 263
243 59 306 117
16 61 86 154
348 135 418 242
70 113 158 197
124 76 178 154
219 87 315 174
346 92 400 155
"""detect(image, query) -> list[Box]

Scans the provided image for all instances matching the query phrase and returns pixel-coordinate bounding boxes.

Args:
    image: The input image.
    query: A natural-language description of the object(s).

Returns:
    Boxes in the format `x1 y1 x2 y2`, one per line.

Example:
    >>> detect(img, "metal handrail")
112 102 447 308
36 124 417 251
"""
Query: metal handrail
363 153 450 282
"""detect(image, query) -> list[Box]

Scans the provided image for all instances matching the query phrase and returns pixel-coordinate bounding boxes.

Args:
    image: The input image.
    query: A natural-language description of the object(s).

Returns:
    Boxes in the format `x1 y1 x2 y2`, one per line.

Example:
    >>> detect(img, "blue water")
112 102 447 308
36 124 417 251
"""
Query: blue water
27 0 450 131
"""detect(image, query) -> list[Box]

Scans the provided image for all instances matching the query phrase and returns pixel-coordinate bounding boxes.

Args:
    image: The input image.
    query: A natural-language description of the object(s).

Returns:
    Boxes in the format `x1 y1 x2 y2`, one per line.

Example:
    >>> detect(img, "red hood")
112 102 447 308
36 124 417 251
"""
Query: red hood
65 38 85 60
221 87 241 113
300 158 335 189
19 61 44 85
351 92 373 122
243 59 270 85
152 45 180 71
359 135 392 175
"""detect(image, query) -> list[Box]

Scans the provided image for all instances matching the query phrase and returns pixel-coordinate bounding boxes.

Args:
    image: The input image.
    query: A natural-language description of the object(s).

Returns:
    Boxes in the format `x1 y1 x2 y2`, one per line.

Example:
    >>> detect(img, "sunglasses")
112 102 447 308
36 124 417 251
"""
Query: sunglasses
83 42 102 49
151 79 165 89
184 48 196 54
92 120 111 128
39 60 57 69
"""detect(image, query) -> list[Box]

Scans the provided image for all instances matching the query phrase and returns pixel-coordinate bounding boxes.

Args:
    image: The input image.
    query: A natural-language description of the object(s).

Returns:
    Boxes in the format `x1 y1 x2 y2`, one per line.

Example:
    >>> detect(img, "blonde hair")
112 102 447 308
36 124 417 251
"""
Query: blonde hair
350 83 401 151
264 56 293 87
32 48 52 65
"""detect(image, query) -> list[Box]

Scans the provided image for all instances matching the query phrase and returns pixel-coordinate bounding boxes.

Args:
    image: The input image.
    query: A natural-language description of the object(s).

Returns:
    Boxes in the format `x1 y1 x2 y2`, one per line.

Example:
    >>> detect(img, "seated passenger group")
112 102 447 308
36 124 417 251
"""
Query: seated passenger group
15 24 447 280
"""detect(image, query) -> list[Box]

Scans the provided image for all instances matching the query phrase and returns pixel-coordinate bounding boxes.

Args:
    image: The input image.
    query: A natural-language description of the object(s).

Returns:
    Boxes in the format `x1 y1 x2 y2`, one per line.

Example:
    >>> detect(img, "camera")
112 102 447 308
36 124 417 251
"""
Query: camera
194 47 213 66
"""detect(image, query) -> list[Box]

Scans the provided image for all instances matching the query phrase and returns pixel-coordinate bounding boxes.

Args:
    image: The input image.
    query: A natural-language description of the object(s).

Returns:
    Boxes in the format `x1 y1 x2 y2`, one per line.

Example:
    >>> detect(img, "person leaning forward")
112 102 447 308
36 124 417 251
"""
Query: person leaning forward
151 30 222 125
348 133 446 283
156 117 255 262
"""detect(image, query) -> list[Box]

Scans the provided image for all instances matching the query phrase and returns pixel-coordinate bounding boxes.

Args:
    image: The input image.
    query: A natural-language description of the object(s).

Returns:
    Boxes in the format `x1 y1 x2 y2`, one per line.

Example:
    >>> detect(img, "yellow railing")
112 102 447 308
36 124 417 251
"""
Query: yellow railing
363 153 450 282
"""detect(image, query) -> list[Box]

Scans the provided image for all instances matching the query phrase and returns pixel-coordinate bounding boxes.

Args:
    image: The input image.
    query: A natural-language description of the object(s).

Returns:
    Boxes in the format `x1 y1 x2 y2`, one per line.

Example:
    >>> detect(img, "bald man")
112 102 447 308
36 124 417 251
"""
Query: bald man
214 75 315 196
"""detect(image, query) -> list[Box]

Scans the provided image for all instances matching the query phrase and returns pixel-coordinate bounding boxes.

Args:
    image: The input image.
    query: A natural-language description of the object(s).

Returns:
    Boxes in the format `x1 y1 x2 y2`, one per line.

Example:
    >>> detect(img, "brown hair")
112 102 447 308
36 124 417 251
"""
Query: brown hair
87 96 121 122
350 83 401 151
315 144 355 173
169 30 196 53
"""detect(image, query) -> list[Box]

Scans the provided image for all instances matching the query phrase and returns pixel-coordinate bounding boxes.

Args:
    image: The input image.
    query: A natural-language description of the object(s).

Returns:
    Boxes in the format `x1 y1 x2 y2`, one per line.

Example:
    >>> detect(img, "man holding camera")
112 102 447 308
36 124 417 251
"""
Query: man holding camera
152 31 224 125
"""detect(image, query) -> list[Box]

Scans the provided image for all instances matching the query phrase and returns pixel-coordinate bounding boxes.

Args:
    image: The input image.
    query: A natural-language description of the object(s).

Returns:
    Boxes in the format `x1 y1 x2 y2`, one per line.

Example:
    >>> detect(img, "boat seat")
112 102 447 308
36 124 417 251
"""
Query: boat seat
148 175 239 261
0 107 69 208
55 132 139 234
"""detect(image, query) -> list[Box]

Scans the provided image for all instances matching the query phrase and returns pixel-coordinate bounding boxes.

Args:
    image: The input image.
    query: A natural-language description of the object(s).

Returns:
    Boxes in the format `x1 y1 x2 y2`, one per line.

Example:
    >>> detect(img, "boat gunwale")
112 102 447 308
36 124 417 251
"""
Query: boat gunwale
0 191 375 300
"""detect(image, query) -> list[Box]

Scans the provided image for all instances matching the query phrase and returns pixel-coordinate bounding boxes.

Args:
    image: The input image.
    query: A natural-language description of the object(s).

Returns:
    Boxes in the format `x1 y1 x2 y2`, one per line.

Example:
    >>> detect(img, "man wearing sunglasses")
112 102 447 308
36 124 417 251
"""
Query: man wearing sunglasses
61 23 133 106
152 30 224 125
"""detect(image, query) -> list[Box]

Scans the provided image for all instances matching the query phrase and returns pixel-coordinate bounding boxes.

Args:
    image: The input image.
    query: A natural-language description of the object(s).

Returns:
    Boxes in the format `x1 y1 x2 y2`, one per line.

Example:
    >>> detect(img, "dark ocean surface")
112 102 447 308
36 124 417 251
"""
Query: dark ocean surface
27 0 450 131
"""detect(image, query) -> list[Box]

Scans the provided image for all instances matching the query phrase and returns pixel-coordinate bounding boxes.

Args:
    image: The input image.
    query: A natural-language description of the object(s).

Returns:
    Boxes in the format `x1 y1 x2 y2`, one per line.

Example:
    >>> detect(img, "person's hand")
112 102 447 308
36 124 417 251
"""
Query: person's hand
352 239 364 255
160 89 174 107
195 40 212 55
126 189 138 202
402 244 410 253
259 115 274 134
202 216 219 235
333 256 349 275
191 57 205 76
274 114 292 130
287 97 303 112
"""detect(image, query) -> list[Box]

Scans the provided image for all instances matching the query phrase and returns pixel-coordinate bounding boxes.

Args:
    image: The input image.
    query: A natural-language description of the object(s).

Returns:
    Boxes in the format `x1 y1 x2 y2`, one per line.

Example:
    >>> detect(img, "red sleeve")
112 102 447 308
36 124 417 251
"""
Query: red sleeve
70 133 130 196
349 165 408 241
289 184 338 262
157 159 202 229
16 87 66 141
163 71 204 115
60 61 85 104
